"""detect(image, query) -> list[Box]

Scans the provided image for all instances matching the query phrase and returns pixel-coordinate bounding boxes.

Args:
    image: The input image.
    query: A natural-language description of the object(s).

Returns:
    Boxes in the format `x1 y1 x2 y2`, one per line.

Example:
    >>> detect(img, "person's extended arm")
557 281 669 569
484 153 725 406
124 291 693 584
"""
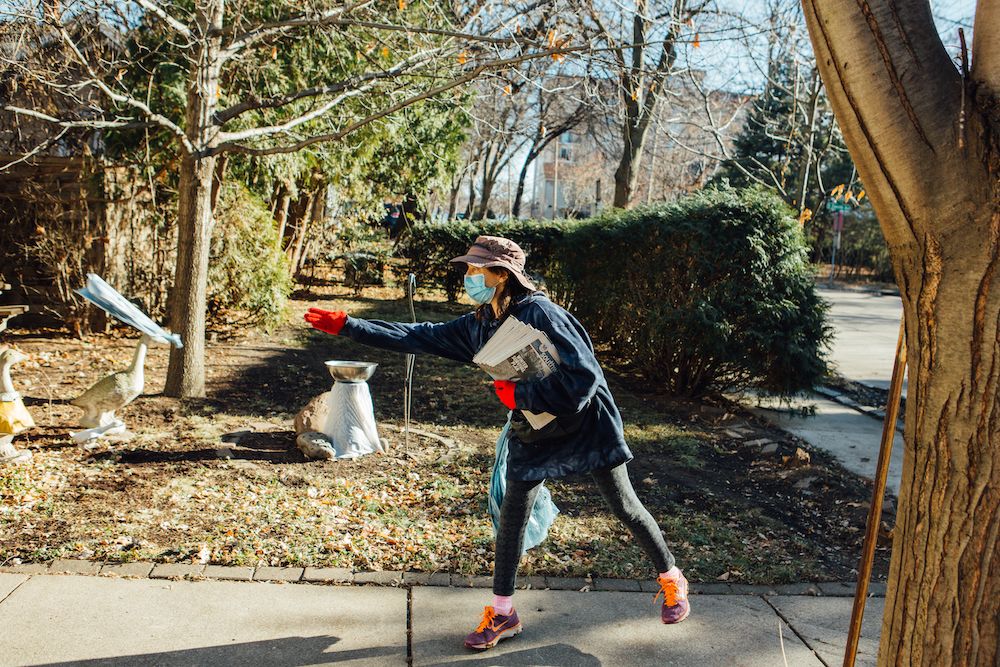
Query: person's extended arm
305 308 477 363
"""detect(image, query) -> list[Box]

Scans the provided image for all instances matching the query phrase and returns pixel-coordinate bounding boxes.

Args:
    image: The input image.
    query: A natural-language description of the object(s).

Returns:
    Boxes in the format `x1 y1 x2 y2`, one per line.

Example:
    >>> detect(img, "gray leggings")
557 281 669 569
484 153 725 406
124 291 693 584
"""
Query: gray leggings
493 462 674 596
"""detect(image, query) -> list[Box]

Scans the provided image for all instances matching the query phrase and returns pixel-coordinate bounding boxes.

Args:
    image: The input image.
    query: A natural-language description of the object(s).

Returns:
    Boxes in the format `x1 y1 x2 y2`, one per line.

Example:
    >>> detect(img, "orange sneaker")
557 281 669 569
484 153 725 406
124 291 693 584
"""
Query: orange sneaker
655 571 690 624
463 605 522 650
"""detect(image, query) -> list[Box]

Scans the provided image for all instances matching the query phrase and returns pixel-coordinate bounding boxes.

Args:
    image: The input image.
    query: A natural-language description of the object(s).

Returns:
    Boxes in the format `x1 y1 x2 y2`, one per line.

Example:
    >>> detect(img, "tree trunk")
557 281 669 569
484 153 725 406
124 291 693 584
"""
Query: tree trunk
447 184 459 220
613 123 647 208
293 186 324 274
475 176 496 220
801 1 1000 664
164 0 224 399
511 144 536 218
793 70 822 213
287 189 314 269
274 185 291 250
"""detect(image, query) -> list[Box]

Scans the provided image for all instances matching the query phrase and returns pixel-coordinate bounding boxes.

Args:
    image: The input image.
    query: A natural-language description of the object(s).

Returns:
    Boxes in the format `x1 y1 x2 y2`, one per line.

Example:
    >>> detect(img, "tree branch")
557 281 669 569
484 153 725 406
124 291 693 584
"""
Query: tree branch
319 19 517 46
212 45 590 157
56 28 195 153
4 105 153 131
218 89 364 143
223 1 373 56
213 48 443 125
130 0 191 38
0 127 70 173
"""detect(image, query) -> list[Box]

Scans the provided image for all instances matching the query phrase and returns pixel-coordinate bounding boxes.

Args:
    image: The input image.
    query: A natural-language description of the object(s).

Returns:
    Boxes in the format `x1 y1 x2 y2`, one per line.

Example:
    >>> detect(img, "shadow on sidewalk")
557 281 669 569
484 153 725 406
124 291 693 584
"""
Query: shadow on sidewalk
26 635 401 666
418 642 601 666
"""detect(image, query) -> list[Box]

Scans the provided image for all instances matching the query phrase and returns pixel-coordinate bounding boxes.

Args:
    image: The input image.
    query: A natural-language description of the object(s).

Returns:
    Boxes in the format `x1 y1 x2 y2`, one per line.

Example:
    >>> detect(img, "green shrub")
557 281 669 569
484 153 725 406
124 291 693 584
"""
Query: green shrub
555 186 830 397
395 219 572 300
208 183 292 329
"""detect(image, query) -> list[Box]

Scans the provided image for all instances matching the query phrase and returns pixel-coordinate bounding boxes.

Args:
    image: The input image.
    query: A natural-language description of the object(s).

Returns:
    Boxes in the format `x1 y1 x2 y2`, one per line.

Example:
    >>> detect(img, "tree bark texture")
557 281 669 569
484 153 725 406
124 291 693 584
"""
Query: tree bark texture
801 1 999 664
511 145 535 218
613 119 649 208
164 0 224 398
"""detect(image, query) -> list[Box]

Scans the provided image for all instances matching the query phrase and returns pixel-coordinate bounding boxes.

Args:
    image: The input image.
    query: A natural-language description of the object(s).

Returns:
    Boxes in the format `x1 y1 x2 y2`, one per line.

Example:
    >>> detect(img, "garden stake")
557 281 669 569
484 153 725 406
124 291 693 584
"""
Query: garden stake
843 318 906 667
403 273 416 451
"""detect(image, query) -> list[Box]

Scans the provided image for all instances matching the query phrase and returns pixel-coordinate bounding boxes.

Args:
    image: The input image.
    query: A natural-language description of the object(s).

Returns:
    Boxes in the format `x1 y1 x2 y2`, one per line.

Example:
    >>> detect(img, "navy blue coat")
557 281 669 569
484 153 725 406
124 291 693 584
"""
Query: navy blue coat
340 292 632 481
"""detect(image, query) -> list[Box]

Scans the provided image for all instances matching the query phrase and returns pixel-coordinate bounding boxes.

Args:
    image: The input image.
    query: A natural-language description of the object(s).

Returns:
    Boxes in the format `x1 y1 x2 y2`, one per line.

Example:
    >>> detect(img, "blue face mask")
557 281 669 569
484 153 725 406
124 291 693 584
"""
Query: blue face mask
464 273 496 304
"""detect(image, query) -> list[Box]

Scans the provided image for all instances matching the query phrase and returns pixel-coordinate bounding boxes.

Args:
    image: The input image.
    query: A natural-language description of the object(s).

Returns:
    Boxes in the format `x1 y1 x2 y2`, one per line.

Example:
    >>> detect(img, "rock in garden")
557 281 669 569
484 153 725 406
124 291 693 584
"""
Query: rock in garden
794 475 817 489
296 431 335 460
761 442 780 455
294 392 330 434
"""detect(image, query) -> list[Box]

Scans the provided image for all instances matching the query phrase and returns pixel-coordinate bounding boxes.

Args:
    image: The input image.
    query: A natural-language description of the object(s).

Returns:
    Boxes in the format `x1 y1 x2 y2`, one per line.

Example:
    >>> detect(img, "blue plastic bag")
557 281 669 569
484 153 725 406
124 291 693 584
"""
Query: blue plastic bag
488 416 559 554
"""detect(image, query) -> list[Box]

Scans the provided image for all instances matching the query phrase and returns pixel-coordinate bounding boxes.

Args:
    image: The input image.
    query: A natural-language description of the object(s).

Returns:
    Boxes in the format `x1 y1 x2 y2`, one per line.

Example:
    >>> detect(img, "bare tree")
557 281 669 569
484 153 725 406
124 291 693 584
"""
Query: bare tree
801 0 999 663
510 75 590 217
655 1 848 217
577 0 709 208
1 0 576 397
459 65 591 219
465 76 534 219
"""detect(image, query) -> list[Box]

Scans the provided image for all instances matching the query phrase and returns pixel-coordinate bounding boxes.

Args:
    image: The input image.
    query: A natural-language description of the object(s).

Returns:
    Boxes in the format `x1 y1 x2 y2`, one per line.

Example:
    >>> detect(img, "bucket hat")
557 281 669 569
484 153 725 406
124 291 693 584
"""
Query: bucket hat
450 235 535 291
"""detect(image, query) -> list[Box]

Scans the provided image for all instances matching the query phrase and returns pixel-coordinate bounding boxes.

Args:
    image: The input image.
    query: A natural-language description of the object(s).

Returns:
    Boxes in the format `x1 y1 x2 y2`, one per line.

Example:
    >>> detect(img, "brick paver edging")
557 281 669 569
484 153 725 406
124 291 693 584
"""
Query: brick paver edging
0 559 886 597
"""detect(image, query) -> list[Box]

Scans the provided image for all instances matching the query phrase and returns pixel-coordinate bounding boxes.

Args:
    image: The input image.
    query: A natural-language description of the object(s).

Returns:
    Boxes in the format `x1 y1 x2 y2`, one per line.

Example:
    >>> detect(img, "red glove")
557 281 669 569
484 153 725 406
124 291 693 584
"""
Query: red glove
493 380 517 410
304 308 347 336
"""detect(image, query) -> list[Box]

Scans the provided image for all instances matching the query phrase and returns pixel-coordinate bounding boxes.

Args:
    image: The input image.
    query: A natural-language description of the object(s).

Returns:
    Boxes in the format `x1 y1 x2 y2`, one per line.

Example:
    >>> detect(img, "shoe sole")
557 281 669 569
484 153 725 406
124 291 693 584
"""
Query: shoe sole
465 623 523 650
662 604 691 624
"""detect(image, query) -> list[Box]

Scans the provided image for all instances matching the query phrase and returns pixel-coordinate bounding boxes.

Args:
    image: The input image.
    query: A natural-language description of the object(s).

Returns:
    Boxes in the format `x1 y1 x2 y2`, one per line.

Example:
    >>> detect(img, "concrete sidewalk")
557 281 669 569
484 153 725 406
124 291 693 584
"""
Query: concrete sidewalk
816 287 906 397
0 571 882 667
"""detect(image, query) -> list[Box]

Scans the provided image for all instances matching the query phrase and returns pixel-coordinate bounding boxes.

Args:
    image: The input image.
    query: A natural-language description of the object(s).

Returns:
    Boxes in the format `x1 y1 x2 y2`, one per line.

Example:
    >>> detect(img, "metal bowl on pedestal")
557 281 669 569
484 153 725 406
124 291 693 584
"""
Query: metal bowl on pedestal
325 360 378 383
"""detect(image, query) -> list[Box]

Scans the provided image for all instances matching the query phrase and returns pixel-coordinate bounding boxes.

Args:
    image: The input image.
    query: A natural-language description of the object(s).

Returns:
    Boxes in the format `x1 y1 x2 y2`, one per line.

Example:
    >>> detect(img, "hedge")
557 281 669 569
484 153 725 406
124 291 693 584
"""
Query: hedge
396 186 828 397
555 186 830 396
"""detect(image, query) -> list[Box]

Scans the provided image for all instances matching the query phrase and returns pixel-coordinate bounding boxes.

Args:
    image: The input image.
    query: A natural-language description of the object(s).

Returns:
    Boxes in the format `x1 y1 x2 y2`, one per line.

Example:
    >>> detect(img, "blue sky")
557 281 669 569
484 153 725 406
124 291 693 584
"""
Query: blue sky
694 0 978 93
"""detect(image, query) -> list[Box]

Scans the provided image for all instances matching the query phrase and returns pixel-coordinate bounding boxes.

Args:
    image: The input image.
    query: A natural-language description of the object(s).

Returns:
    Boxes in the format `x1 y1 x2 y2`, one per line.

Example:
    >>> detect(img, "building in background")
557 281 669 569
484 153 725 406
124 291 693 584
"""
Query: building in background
530 71 750 219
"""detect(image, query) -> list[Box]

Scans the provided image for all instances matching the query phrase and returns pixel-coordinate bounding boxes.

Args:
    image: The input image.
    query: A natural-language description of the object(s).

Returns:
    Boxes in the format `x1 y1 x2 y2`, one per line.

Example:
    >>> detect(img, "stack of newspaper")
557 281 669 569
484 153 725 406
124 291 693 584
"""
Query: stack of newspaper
473 317 561 429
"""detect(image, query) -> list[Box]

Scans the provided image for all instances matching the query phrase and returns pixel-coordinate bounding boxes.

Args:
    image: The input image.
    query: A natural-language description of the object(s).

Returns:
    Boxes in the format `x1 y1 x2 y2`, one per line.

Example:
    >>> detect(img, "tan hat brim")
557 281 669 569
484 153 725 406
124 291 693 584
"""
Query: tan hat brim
449 255 535 291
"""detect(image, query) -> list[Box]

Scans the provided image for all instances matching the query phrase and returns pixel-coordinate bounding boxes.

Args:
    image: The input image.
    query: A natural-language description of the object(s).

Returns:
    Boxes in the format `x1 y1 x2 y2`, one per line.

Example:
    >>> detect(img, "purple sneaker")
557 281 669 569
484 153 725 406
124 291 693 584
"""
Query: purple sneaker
656 571 690 624
464 606 522 650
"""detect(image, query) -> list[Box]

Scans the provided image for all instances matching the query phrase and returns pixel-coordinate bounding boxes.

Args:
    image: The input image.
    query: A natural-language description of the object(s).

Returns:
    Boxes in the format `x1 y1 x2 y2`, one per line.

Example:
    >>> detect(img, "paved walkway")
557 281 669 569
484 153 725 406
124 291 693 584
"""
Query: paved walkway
816 286 906 397
0 570 883 666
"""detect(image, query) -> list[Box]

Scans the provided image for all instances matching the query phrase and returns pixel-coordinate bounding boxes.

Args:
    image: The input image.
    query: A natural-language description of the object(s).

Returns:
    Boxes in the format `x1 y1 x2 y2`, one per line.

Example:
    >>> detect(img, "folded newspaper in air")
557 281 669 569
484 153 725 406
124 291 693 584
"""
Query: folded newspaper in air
473 317 561 430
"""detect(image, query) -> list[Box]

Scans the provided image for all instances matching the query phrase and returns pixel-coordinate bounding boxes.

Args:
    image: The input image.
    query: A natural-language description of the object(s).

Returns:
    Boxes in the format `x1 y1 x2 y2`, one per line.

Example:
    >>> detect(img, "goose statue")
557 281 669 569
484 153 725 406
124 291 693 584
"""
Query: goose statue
69 334 152 443
0 347 35 464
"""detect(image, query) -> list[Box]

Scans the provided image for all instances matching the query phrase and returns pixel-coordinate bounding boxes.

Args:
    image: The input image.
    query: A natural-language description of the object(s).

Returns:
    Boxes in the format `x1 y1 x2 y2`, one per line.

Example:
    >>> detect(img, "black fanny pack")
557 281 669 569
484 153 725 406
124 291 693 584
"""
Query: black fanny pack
509 404 590 444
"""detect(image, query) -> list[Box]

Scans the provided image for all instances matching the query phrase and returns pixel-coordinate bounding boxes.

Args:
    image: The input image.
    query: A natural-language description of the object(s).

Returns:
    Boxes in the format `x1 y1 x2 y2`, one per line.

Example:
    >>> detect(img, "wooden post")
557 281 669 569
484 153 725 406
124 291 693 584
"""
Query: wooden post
843 318 906 666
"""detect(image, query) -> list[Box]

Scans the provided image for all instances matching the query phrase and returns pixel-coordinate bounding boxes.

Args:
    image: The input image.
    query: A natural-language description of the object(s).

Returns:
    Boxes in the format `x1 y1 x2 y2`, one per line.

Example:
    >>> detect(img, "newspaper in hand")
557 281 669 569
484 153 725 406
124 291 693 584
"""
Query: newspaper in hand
474 317 561 429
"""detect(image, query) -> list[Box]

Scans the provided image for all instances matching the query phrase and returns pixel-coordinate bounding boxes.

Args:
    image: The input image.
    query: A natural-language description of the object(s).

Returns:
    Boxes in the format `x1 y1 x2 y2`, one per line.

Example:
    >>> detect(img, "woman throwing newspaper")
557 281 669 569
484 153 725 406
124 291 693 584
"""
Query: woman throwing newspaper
304 235 689 650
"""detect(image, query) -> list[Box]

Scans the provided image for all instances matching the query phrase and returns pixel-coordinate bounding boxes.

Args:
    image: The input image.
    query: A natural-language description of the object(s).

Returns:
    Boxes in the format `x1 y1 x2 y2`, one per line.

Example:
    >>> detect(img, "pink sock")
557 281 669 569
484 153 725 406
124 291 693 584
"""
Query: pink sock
492 594 513 615
659 566 681 581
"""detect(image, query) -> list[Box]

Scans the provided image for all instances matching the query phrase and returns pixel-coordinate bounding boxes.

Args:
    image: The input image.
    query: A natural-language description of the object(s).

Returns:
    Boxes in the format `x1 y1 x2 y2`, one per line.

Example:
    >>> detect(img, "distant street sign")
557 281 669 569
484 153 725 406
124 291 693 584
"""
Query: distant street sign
828 200 852 213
